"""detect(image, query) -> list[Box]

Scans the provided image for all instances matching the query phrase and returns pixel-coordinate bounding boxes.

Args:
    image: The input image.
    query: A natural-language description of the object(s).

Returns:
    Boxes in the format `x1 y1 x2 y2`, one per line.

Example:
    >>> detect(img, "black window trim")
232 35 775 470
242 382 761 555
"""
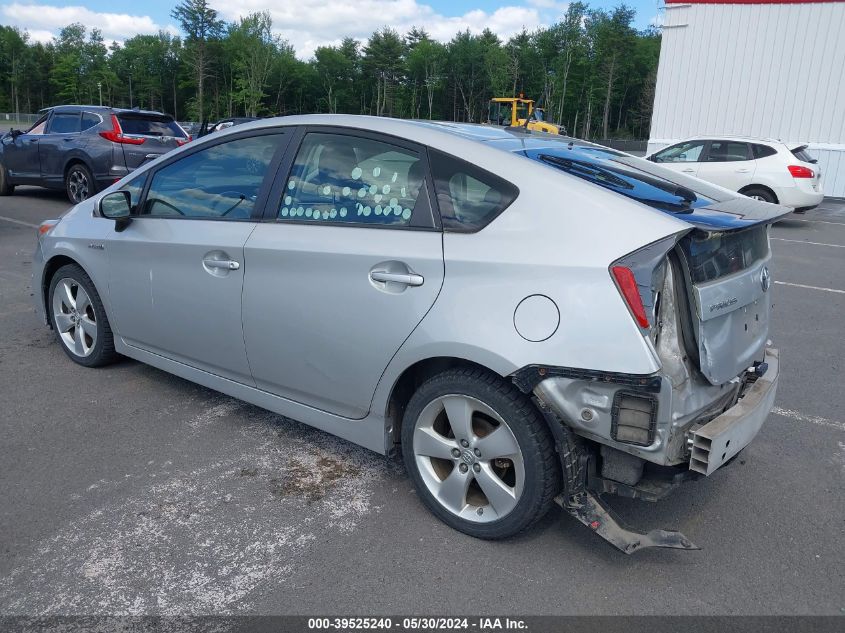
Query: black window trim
130 126 294 223
262 125 440 232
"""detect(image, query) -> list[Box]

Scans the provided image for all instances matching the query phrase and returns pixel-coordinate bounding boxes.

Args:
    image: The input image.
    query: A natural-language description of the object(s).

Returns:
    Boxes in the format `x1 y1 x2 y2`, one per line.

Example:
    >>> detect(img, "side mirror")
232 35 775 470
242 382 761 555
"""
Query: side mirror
9 129 23 139
99 190 132 231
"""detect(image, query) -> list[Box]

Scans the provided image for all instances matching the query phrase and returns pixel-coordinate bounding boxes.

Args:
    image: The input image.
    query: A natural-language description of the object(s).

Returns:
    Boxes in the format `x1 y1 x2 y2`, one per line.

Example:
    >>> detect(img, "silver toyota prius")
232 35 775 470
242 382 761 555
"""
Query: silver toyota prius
32 115 786 553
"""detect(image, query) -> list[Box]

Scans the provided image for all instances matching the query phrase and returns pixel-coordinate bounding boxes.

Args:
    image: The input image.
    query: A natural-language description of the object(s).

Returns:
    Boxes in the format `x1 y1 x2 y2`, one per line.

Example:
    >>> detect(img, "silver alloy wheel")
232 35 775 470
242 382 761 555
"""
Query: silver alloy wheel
68 169 89 202
52 278 97 357
749 194 766 201
412 394 525 523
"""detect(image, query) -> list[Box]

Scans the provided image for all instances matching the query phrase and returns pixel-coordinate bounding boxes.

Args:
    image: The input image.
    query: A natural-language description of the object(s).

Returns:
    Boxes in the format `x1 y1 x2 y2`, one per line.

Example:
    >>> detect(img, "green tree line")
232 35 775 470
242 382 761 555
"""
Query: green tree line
0 0 660 139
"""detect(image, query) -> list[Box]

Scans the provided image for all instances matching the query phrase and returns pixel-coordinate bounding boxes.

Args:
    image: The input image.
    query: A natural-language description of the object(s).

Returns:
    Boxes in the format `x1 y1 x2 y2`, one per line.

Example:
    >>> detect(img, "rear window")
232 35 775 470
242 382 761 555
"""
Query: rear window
682 226 769 284
117 114 186 138
522 146 718 214
791 146 817 164
752 144 777 159
429 149 518 232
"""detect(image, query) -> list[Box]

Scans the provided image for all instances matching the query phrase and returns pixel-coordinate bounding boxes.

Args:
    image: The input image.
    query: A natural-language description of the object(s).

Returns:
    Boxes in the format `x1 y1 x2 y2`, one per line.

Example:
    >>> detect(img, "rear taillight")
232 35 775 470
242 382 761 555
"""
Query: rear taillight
611 265 649 328
99 114 146 145
787 165 814 178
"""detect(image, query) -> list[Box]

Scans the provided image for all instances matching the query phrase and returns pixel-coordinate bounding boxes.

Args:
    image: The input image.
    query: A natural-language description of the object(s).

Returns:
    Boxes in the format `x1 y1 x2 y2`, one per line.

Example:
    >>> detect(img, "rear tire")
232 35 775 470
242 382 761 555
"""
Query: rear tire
65 163 96 203
401 367 560 539
0 162 14 196
48 264 118 367
742 186 777 204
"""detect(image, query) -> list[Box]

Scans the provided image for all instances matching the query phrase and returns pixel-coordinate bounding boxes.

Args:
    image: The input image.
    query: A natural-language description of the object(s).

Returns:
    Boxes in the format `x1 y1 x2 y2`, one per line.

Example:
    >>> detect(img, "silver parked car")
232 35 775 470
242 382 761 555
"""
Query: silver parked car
32 115 786 553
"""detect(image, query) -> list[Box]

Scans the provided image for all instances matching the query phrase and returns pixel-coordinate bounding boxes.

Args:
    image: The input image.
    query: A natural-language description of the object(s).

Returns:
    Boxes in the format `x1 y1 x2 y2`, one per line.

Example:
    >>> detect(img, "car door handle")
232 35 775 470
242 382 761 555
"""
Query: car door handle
203 259 240 270
681 168 695 173
735 168 750 173
370 271 424 286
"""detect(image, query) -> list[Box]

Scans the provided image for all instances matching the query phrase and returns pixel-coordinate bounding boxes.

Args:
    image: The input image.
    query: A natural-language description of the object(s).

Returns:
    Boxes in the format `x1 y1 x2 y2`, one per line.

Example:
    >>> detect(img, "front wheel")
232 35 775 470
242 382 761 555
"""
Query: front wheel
401 367 560 539
65 163 96 203
48 264 117 367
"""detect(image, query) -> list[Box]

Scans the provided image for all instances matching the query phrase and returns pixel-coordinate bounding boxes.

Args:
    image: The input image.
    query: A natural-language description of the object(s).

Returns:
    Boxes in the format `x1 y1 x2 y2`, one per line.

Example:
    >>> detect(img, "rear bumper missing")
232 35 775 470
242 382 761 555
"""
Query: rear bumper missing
689 347 779 475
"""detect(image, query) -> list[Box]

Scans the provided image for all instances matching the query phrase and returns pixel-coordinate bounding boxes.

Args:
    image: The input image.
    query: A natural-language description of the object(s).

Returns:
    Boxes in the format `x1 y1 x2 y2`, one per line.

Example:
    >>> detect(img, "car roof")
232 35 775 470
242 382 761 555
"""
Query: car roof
39 105 170 117
684 135 783 145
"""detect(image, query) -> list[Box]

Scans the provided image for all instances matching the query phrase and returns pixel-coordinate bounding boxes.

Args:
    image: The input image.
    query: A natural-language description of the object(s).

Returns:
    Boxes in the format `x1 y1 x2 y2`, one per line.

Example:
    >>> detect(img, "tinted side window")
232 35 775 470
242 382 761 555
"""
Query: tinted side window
429 149 518 232
142 134 283 219
279 132 424 226
81 112 102 131
706 141 750 162
752 144 776 159
49 113 80 134
653 141 706 163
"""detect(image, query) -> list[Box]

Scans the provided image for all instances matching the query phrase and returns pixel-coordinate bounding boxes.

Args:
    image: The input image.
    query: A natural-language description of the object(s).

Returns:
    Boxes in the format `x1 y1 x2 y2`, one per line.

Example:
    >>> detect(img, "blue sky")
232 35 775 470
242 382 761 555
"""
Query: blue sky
0 0 665 58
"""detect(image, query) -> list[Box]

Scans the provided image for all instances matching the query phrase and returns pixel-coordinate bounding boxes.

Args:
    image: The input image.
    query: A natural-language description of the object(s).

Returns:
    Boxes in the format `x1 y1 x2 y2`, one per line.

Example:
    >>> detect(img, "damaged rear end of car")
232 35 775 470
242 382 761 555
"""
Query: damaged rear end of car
512 140 789 552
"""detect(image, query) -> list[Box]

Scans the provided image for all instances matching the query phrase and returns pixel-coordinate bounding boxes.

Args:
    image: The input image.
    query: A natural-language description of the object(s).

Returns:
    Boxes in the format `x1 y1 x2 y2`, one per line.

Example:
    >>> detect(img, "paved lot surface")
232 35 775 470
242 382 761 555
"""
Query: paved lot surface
0 188 843 616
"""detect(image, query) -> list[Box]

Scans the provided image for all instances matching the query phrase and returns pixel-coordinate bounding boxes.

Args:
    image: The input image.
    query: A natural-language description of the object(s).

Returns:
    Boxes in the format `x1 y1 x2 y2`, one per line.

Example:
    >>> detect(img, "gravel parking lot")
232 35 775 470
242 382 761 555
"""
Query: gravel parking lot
0 189 843 616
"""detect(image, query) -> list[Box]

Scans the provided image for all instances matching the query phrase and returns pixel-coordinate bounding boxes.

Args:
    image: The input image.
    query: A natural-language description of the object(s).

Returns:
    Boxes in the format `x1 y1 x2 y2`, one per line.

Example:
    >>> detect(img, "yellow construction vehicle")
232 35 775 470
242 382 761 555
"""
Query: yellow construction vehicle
487 96 566 135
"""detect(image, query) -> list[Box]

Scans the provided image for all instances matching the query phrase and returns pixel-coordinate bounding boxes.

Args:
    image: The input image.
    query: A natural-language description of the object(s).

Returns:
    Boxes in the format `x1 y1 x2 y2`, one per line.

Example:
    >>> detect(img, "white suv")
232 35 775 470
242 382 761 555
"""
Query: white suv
648 137 823 211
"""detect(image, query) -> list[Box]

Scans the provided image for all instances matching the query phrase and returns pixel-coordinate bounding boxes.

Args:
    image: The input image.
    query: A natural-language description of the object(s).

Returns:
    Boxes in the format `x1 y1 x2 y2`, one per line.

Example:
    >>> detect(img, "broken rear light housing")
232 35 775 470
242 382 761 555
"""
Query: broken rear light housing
611 391 658 446
611 266 649 328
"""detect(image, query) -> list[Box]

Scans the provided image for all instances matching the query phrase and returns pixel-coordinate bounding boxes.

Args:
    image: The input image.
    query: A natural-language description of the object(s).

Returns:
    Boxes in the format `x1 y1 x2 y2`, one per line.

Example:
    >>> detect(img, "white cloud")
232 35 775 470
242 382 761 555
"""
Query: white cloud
214 1 549 58
1 3 179 45
1 1 563 59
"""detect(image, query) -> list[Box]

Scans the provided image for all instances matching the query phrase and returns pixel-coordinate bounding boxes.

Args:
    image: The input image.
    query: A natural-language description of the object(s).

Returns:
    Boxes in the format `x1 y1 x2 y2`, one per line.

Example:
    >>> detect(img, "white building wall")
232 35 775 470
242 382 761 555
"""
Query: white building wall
648 2 845 196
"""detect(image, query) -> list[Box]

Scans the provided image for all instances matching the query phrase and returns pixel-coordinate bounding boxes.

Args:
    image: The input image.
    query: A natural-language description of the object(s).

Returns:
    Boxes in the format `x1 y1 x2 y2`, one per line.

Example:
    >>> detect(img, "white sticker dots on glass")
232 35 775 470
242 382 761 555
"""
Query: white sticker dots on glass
288 180 295 190
351 167 362 180
402 208 412 220
322 185 331 195
373 167 381 177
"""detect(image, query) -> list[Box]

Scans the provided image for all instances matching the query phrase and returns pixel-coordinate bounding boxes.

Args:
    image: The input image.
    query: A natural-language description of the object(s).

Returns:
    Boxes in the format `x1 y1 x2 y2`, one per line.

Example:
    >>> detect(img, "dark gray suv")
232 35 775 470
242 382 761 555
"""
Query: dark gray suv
0 105 189 203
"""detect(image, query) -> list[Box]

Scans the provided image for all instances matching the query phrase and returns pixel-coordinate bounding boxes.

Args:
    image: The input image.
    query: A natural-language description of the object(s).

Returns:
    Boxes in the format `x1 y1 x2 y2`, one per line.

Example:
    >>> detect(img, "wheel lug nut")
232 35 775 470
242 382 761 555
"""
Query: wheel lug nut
451 448 460 458
459 463 468 473
473 463 480 473
474 448 481 457
460 439 469 448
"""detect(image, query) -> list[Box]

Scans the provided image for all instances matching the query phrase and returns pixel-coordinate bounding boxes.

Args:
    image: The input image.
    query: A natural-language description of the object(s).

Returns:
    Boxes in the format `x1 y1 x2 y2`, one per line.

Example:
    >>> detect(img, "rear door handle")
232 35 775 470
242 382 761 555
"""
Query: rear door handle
681 168 695 173
370 271 424 286
203 259 240 270
735 168 750 173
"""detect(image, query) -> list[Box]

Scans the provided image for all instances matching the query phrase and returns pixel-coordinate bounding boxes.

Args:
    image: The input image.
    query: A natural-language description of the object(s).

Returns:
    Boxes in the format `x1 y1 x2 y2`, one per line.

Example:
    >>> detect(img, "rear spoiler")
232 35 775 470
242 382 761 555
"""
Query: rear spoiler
790 144 818 163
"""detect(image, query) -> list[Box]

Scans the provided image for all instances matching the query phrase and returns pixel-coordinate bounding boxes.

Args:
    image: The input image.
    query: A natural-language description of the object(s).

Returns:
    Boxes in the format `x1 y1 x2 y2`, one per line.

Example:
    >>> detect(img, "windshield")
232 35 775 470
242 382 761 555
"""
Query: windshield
519 145 718 214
